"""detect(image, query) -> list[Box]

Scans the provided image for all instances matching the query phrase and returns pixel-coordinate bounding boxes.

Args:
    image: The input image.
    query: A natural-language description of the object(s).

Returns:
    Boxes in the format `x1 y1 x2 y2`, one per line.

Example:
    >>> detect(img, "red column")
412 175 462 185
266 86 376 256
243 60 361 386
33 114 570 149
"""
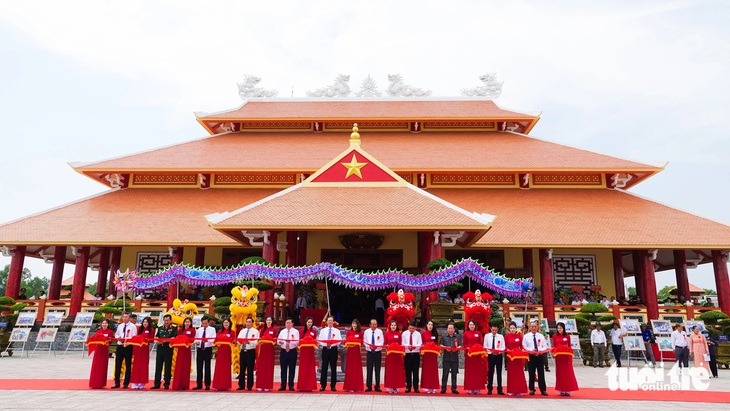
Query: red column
711 250 730 315
96 247 110 296
674 250 690 302
417 232 432 319
428 232 441 303
5 246 26 298
632 251 645 302
612 250 626 299
640 250 659 320
522 248 533 276
262 231 279 317
69 247 89 316
108 247 121 297
167 248 183 309
195 247 205 267
539 248 555 321
283 232 297 306
48 246 66 299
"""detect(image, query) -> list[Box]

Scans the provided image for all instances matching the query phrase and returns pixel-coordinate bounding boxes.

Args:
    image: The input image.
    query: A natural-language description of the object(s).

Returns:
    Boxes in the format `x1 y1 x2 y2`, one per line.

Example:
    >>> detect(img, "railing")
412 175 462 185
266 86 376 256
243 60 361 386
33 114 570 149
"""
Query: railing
12 299 717 325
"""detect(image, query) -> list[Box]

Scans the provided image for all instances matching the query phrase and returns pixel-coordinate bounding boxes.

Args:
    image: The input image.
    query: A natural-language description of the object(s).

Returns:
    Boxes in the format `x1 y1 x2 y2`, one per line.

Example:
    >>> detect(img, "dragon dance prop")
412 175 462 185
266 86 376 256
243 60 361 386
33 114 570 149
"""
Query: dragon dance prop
130 258 532 296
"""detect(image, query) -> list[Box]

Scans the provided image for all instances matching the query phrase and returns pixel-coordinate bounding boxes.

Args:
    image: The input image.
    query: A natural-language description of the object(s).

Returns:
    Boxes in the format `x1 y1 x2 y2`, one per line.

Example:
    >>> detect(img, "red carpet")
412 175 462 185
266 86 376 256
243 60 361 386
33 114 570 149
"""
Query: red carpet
0 379 728 402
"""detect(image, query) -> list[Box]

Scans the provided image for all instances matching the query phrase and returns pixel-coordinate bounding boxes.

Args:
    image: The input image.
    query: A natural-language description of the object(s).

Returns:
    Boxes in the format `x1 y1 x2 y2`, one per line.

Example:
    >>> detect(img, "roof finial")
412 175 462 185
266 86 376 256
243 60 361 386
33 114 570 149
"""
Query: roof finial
351 123 360 140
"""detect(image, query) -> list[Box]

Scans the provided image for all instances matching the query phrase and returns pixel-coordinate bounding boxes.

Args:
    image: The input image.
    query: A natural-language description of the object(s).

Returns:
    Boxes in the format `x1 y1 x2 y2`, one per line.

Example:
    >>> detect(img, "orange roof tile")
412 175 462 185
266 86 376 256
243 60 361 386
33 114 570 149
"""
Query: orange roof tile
74 132 658 172
0 188 279 246
197 99 537 120
432 188 730 248
207 186 493 231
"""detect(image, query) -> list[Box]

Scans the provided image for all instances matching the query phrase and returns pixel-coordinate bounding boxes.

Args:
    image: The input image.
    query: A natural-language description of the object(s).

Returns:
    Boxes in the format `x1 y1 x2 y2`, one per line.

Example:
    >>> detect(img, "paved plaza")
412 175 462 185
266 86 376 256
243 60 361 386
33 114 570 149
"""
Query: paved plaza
0 352 727 411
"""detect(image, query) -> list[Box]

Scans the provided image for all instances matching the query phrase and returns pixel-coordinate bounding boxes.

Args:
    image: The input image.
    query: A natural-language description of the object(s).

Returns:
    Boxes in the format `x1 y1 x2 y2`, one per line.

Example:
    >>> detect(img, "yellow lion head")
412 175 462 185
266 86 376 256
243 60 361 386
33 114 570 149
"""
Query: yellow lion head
166 298 199 326
229 285 259 329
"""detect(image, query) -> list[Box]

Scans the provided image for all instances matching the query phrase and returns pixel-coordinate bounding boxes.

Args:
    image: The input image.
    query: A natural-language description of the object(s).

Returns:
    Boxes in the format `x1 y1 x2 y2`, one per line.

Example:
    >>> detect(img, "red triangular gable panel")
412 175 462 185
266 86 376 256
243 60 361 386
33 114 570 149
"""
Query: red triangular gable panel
310 150 398 183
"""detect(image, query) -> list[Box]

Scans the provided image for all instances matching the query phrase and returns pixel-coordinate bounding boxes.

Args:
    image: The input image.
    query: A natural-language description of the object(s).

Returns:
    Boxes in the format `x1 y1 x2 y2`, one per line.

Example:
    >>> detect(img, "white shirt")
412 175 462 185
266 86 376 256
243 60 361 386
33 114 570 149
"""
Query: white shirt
296 296 307 309
278 327 300 351
237 327 259 351
195 326 214 348
401 330 423 353
453 297 465 304
610 328 624 345
571 300 581 306
483 332 506 352
591 329 607 346
522 331 547 352
363 327 384 352
601 299 611 308
114 321 137 342
671 330 688 348
318 327 342 348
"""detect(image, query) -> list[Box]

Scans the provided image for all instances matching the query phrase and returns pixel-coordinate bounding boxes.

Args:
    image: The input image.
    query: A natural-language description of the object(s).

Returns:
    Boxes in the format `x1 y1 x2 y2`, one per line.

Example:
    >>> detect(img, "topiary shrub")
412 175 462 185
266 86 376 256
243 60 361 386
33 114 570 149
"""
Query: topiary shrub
698 310 729 325
0 296 28 330
490 316 504 329
596 314 617 322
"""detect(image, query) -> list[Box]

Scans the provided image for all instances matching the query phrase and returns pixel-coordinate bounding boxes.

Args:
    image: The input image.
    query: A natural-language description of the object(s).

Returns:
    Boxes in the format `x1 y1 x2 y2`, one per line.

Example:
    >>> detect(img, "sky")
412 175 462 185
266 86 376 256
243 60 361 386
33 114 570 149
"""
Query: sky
0 1 728 292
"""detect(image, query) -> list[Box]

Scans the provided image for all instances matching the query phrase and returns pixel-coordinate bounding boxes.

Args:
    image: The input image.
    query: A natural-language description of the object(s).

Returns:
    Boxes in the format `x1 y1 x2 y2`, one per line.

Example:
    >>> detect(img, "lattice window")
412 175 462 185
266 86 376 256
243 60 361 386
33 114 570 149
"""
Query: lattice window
552 255 596 291
136 252 172 274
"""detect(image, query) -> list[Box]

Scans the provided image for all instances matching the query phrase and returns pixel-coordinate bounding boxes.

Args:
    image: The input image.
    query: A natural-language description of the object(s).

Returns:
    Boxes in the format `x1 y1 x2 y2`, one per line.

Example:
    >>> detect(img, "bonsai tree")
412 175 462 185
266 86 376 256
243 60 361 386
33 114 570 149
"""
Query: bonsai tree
96 299 137 323
575 302 612 338
0 296 28 330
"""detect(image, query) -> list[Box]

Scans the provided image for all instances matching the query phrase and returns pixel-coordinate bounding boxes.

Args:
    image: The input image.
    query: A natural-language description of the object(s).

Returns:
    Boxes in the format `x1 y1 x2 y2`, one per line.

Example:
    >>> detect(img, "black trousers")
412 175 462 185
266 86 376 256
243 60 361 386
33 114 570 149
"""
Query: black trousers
196 347 212 388
320 347 338 388
153 345 173 387
487 354 503 391
404 352 420 390
612 344 623 367
114 344 133 386
527 354 546 393
280 349 297 389
239 348 256 389
441 360 458 390
675 346 689 368
709 354 718 377
366 350 382 389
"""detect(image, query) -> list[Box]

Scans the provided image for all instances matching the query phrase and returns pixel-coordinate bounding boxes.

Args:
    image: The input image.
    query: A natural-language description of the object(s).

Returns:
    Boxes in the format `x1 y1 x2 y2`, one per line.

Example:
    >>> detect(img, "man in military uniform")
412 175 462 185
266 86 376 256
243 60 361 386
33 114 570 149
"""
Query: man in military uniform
151 314 177 389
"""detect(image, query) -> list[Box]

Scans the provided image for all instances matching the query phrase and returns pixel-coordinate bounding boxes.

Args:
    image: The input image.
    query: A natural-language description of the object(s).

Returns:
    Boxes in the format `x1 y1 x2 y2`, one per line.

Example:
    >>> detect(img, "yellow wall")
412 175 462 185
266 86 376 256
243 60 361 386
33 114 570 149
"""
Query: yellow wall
527 248 616 297
504 248 523 269
305 231 418 269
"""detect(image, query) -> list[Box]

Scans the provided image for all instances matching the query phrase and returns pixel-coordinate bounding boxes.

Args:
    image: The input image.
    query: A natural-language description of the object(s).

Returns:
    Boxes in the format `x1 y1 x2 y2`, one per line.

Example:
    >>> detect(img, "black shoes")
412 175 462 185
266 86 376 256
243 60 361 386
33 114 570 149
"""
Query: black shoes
150 385 160 390
111 384 120 389
441 388 447 394
289 387 295 391
365 387 372 392
487 390 492 395
374 387 382 392
236 387 246 390
413 389 420 393
331 387 337 392
529 390 535 395
320 386 326 392
451 389 459 394
278 386 286 391
541 391 548 396
192 386 202 390
497 390 505 396
405 389 411 393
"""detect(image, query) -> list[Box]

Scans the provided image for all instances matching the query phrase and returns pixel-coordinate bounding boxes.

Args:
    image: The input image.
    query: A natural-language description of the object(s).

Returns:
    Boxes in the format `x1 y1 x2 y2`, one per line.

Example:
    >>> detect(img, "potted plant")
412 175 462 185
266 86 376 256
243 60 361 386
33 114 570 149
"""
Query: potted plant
575 302 613 366
0 296 28 356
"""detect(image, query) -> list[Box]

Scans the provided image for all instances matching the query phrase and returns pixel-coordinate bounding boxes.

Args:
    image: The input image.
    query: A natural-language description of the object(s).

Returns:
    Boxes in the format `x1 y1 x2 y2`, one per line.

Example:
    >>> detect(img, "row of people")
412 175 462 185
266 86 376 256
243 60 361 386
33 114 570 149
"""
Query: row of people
88 314 578 396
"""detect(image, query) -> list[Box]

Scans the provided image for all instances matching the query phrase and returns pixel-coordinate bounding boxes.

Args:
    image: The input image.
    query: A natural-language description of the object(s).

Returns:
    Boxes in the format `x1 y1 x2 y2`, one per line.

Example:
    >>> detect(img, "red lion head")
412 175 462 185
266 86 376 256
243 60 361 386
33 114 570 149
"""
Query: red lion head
385 289 416 331
463 289 493 335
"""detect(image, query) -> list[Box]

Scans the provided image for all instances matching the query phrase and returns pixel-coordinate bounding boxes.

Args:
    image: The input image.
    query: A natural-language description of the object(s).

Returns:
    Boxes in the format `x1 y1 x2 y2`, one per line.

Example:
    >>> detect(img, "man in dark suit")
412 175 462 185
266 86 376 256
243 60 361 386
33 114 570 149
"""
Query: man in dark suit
440 322 461 394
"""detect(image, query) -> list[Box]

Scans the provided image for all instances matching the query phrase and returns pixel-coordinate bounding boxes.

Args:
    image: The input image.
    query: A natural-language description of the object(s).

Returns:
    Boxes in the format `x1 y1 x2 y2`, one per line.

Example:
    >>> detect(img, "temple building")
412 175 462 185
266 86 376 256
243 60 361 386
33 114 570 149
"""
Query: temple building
2 88 729 324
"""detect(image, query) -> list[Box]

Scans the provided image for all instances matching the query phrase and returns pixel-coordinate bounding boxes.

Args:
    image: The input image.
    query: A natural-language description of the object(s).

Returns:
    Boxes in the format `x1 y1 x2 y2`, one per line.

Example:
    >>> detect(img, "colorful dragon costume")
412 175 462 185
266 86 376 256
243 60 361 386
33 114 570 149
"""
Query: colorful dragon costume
463 289 493 334
229 285 258 330
385 289 416 330
165 298 199 326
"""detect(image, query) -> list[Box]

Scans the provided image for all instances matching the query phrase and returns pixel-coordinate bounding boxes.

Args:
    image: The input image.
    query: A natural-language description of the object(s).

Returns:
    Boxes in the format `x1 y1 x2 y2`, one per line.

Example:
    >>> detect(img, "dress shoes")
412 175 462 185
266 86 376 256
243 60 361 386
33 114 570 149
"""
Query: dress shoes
497 390 505 396
320 386 326 392
236 387 246 391
192 386 203 390
487 390 492 395
451 389 460 394
441 388 447 394
205 387 210 391
405 389 411 393
150 385 160 390
413 389 419 393
111 384 120 389
529 390 535 395
374 387 382 392
541 391 548 396
331 387 337 392
278 386 287 391
365 387 372 392
289 387 295 391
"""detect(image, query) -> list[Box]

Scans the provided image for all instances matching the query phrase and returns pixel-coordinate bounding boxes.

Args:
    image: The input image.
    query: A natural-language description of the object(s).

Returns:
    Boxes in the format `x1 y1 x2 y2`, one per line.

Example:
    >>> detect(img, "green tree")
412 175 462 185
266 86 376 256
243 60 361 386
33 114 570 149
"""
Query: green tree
86 282 98 295
627 286 636 296
23 276 50 298
0 264 32 296
704 289 717 295
657 285 673 302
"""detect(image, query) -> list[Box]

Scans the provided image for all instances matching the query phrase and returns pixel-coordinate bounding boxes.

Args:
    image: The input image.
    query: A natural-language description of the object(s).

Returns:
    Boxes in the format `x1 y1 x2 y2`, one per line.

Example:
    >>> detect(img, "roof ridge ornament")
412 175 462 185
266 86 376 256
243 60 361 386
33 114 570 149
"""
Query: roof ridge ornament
355 75 382 97
305 74 351 97
461 73 503 99
387 74 431 97
237 74 278 99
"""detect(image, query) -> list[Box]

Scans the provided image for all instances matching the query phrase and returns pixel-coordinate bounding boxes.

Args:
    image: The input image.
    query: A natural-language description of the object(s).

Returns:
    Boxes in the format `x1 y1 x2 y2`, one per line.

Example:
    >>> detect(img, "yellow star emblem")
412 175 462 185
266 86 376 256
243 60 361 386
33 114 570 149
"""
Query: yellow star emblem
341 154 368 179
